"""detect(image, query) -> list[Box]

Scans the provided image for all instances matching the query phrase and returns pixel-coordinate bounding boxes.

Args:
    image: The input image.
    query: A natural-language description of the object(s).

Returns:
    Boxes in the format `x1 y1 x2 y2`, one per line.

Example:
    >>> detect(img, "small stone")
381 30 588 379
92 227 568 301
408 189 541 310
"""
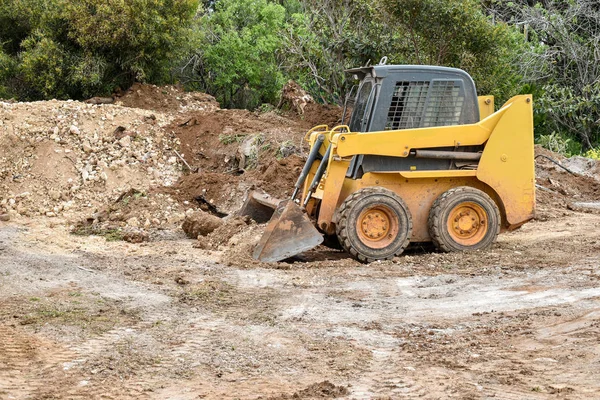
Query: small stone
45 212 56 217
119 136 131 147
82 141 93 153
49 189 61 201
69 125 80 135
126 217 140 228
0 214 10 222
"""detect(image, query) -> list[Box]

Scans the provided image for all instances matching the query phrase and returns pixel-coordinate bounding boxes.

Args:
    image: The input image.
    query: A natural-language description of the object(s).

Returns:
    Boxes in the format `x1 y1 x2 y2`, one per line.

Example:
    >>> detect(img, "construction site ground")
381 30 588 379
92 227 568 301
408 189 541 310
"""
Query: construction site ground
1 86 599 399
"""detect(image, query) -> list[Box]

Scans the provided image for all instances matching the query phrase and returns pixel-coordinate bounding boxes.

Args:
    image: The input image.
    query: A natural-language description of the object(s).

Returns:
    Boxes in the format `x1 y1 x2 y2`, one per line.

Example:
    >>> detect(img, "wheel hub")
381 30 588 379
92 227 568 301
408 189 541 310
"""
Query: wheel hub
356 205 399 249
361 211 389 239
447 202 488 245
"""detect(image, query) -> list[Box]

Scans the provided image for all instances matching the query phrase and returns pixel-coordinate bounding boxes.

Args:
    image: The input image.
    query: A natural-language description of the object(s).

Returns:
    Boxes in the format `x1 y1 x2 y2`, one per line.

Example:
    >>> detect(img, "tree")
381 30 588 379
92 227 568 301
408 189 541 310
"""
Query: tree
380 0 525 103
0 0 199 100
489 0 600 150
179 0 287 109
282 0 384 105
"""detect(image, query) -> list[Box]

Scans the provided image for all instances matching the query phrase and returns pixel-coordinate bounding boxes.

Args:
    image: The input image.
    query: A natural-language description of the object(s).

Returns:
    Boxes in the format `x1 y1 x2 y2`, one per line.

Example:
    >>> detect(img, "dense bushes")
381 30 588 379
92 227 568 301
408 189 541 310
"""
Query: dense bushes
0 0 198 100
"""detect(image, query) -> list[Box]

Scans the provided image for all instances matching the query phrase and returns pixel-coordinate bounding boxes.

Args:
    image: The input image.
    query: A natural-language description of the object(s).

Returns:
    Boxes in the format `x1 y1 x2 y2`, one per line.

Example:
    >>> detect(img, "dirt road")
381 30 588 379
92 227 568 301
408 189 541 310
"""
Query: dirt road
1 210 599 399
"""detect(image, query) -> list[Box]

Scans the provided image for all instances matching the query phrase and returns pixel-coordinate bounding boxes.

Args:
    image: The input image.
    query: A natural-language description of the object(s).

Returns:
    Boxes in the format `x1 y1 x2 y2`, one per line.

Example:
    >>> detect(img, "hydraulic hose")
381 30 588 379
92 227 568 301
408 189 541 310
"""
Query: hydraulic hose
291 134 325 200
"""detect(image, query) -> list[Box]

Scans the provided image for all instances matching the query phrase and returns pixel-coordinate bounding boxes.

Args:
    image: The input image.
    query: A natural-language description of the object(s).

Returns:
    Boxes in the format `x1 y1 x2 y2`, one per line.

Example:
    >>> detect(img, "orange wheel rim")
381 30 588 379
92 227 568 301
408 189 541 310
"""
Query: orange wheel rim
356 205 399 249
446 202 488 246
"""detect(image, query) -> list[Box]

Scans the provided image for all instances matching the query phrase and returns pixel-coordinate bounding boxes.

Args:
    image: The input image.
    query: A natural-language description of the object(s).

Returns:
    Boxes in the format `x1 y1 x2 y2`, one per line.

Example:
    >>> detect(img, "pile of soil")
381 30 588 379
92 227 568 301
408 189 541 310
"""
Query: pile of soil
0 83 344 243
0 100 184 223
6 80 599 261
534 146 600 219
116 83 219 114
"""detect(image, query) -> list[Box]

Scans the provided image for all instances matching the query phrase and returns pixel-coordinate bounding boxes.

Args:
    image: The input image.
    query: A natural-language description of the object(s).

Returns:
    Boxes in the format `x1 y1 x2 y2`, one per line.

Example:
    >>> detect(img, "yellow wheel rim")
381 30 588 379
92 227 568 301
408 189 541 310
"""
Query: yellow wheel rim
446 202 488 246
356 205 399 249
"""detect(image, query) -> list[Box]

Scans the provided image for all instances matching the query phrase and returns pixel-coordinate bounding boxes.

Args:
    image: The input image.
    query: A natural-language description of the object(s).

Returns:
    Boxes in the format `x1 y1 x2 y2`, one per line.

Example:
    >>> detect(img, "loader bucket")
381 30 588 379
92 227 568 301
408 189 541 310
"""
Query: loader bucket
253 200 324 262
237 190 282 223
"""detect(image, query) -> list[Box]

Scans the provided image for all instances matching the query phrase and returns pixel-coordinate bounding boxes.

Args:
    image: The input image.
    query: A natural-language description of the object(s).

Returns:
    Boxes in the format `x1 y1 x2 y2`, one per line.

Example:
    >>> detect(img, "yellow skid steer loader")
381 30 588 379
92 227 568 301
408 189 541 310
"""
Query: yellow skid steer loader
241 61 535 262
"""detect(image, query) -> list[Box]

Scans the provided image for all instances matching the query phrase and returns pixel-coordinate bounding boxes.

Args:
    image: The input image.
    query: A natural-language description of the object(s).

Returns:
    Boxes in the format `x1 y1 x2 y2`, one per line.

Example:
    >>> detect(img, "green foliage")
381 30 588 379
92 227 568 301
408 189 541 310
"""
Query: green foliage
19 33 69 98
0 48 17 98
536 131 581 157
536 82 600 150
0 0 199 100
184 0 287 109
64 0 198 84
282 0 384 105
584 147 600 160
381 0 524 104
489 0 600 150
219 133 246 145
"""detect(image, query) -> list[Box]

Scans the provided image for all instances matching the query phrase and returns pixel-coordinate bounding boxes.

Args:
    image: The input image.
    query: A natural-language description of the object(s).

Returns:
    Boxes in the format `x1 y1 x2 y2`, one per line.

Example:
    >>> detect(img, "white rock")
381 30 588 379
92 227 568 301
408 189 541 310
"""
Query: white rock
119 136 131 147
126 217 140 228
69 125 80 135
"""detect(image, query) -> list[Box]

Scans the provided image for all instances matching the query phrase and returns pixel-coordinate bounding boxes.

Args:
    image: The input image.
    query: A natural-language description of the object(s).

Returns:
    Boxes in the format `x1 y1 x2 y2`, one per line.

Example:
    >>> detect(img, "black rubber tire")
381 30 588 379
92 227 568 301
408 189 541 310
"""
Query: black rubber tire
336 187 412 263
428 186 501 252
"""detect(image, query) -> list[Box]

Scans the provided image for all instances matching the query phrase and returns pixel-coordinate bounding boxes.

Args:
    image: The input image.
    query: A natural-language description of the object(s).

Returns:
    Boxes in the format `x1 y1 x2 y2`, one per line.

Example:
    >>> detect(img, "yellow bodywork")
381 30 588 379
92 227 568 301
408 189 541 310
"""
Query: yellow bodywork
301 95 535 241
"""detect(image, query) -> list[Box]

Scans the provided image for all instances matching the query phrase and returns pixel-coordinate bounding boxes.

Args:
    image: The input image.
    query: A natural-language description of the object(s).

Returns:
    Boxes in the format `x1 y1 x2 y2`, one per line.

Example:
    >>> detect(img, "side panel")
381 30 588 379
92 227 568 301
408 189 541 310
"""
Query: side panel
476 95 535 227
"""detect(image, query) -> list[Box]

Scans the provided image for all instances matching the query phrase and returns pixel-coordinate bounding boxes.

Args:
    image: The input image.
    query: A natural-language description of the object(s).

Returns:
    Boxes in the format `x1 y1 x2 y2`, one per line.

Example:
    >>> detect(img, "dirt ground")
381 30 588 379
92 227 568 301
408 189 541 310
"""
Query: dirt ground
1 87 600 399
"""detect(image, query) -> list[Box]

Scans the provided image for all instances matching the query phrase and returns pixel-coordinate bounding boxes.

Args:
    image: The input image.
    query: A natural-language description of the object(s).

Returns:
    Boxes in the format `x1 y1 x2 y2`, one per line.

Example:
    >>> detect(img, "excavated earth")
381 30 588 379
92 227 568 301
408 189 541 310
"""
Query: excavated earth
1 86 600 399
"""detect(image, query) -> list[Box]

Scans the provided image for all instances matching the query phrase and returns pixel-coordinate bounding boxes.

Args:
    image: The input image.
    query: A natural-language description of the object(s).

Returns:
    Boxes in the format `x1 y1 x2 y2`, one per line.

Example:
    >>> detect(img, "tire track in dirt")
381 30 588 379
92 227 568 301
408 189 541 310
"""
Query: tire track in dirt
0 324 81 399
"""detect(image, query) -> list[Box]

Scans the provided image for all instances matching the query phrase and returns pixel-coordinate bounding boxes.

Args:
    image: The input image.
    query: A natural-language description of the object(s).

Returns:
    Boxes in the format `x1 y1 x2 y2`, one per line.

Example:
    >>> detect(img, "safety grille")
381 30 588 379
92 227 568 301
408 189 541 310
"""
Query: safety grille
385 79 464 130
422 80 465 127
385 81 429 130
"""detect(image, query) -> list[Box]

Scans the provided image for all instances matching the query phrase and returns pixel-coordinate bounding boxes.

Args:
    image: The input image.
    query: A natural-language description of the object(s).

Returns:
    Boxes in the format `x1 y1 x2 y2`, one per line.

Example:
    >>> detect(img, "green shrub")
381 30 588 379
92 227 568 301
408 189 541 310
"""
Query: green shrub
584 148 600 160
182 0 287 109
0 0 199 100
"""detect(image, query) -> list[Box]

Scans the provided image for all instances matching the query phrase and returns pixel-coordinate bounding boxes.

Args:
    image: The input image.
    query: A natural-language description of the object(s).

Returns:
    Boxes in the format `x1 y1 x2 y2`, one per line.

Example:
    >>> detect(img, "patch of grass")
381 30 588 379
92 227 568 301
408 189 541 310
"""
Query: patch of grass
18 294 140 335
181 279 235 306
71 225 124 242
219 133 246 145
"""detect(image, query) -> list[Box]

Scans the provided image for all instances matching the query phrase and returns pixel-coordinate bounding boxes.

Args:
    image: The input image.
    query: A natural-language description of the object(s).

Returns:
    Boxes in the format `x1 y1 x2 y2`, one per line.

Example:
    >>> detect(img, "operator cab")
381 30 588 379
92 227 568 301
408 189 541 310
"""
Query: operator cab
344 61 481 177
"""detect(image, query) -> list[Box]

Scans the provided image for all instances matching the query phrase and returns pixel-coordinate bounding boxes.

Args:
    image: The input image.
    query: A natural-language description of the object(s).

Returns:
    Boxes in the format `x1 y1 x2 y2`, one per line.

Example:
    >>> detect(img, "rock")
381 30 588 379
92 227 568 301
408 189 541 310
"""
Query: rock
84 97 114 105
69 125 80 135
126 217 140 228
0 214 10 222
181 210 223 238
119 136 131 147
123 228 149 243
49 189 61 201
82 141 93 153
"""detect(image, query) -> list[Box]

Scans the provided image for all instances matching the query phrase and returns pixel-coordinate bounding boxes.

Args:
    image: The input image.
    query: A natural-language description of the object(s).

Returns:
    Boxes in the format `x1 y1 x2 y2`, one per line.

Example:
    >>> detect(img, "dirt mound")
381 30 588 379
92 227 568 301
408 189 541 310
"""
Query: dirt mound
0 100 185 223
164 172 246 215
300 102 345 129
534 146 600 219
116 83 219 114
70 188 192 242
